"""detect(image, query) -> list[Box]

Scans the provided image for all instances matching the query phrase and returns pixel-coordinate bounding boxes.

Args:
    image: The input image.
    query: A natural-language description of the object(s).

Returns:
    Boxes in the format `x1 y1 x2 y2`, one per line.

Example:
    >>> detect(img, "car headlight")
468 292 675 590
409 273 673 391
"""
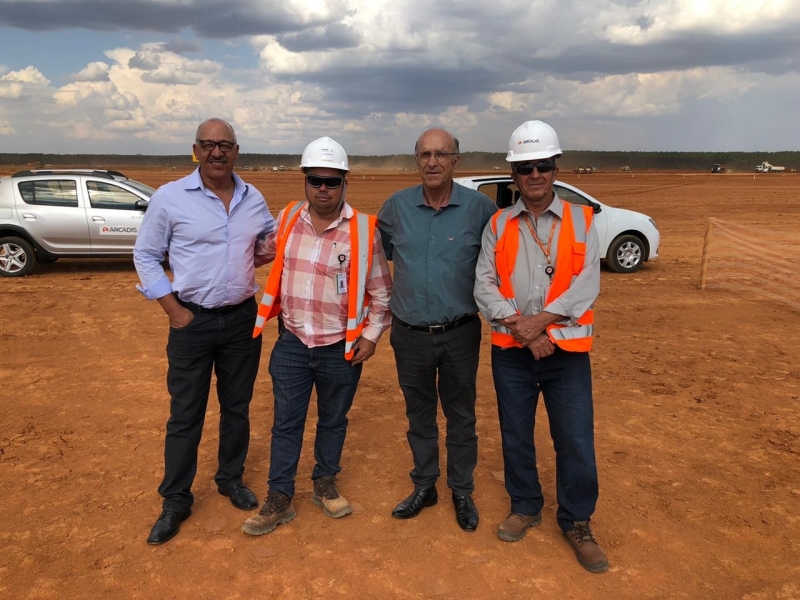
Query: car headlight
649 218 658 230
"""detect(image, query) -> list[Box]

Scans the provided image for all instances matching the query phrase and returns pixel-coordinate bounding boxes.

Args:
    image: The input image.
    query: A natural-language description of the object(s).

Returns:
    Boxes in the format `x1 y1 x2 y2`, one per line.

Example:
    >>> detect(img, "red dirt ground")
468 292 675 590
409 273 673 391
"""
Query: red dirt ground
1 169 798 599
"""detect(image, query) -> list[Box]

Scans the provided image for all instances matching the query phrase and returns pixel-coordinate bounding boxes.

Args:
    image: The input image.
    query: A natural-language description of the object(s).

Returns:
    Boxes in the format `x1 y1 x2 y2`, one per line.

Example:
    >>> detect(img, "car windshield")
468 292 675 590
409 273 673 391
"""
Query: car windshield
124 179 156 197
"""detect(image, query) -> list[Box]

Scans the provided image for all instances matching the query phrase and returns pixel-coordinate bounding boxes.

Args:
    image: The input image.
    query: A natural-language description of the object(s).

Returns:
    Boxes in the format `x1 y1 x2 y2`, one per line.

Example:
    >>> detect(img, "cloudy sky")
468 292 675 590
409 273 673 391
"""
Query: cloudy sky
0 0 798 155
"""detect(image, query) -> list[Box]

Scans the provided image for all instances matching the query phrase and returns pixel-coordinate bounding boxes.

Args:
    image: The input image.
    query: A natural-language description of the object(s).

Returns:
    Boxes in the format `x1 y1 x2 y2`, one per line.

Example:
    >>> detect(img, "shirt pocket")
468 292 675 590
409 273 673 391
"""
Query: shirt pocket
324 242 351 276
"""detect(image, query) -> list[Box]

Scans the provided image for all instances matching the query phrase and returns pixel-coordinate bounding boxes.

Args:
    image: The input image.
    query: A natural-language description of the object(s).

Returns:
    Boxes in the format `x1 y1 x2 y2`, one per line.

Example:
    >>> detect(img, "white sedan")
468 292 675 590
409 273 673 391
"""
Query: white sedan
455 176 660 274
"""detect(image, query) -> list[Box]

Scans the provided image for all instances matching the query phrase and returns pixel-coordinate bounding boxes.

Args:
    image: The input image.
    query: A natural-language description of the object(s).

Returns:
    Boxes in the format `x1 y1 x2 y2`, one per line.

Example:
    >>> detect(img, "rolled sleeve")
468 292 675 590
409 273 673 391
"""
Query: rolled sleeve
362 229 393 343
133 192 173 300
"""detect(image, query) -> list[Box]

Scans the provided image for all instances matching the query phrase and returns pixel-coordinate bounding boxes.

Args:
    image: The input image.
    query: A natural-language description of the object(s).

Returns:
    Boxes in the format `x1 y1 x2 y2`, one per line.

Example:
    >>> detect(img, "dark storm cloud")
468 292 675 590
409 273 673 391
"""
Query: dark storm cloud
0 0 338 38
275 23 361 52
161 38 203 54
284 65 512 118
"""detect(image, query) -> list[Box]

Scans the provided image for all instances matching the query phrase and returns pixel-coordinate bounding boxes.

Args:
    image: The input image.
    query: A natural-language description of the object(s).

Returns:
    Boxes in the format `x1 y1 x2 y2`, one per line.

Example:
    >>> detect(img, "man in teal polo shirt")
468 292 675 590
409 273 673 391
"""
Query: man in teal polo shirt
377 128 497 531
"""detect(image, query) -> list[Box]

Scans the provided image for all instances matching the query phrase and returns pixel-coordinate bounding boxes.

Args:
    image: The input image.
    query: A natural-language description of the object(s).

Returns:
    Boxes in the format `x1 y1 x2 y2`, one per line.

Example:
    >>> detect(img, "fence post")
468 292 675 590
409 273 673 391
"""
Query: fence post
698 219 713 290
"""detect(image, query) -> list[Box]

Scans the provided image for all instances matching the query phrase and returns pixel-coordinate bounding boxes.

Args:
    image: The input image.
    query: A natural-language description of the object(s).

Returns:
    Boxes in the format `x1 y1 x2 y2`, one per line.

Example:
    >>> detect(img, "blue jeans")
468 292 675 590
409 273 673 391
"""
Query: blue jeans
491 345 598 531
267 329 363 498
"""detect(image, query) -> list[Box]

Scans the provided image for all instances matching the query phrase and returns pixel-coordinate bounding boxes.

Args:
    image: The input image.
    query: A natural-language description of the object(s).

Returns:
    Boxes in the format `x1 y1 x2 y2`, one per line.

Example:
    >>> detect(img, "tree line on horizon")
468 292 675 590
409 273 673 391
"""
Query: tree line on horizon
2 151 798 172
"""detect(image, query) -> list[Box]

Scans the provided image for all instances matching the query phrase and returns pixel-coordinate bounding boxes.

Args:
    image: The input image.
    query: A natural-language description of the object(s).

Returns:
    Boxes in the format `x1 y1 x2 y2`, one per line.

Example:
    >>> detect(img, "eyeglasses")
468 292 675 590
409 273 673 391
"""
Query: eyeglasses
306 175 344 189
196 139 237 152
415 151 458 164
513 160 556 175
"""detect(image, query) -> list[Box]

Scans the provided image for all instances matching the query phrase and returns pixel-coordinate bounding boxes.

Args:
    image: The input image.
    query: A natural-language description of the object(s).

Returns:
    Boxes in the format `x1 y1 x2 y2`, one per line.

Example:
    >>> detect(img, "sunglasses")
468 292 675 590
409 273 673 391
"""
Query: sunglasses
306 175 344 189
513 160 556 175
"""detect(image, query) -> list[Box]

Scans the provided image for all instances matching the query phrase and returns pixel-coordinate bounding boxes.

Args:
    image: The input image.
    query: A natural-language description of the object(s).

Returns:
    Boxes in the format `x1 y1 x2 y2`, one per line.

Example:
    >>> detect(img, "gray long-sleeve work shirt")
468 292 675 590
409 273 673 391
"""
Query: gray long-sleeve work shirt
474 195 600 325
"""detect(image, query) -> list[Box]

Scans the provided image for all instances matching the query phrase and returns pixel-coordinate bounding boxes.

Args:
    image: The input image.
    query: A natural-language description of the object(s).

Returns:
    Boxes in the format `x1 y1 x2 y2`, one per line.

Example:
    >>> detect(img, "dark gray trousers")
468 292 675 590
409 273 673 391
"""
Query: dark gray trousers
389 317 481 495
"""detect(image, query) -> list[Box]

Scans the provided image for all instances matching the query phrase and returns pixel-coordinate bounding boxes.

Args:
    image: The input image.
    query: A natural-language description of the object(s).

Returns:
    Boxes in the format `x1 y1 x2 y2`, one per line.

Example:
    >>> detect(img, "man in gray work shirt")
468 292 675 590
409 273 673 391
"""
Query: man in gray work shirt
377 128 497 532
474 120 608 573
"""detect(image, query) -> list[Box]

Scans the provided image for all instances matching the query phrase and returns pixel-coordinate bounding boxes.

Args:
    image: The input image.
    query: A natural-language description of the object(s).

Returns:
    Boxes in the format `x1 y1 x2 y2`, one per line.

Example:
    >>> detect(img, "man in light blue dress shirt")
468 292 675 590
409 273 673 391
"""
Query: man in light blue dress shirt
134 118 277 545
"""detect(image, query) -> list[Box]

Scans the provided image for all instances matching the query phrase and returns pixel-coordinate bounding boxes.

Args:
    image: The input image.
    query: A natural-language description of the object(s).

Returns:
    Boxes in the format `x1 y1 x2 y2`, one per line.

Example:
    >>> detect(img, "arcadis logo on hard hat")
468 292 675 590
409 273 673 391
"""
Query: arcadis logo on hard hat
519 139 539 145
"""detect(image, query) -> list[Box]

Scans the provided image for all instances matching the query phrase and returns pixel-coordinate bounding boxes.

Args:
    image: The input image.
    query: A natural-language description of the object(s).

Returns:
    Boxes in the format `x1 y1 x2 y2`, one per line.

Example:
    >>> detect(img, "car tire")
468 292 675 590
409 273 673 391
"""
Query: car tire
606 234 645 274
0 236 37 277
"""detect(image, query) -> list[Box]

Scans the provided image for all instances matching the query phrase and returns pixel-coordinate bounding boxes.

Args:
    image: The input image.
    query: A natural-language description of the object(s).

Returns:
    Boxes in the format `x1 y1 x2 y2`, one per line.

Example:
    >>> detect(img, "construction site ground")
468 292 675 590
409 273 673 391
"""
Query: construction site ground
1 169 798 600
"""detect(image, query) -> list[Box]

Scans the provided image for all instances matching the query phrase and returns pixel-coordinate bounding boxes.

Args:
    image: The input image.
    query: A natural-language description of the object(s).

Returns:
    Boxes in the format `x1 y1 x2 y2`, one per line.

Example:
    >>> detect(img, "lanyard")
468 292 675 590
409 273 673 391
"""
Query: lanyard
523 214 557 278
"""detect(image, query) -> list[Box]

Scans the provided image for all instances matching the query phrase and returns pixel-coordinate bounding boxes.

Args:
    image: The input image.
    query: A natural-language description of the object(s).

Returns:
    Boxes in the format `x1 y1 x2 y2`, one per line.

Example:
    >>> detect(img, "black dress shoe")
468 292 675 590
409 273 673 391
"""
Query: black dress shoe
146 508 192 545
452 493 479 532
391 486 438 519
219 483 258 510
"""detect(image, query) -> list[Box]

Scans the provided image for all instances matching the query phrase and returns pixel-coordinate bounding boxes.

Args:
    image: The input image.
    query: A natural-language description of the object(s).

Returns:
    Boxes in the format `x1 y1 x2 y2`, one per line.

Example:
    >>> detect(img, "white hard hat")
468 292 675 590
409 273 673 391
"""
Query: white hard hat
300 136 349 172
506 120 562 162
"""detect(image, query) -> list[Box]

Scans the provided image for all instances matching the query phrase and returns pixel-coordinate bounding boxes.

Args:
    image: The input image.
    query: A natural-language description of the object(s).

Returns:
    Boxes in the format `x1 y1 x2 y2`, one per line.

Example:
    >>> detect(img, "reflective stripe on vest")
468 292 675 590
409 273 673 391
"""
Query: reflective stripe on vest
252 201 376 360
490 201 594 352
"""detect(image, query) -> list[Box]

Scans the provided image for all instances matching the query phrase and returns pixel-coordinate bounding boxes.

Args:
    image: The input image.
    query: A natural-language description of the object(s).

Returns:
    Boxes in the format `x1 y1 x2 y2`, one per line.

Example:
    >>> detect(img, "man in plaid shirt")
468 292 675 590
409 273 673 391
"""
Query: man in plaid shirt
243 137 392 536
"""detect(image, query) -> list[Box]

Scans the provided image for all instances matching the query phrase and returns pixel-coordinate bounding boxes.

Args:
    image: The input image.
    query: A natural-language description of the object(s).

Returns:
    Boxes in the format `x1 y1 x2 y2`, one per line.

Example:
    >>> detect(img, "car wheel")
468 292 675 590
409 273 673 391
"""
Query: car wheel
606 234 645 273
0 236 37 277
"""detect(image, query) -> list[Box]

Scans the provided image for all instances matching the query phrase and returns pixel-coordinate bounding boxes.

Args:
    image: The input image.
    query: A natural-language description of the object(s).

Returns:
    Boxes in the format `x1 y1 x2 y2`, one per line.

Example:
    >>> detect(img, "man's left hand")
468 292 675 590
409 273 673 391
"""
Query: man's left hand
350 338 377 366
507 314 547 346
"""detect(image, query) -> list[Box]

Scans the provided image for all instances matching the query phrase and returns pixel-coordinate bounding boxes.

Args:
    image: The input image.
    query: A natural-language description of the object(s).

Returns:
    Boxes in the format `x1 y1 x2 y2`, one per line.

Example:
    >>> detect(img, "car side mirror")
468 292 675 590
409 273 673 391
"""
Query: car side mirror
591 201 602 214
135 199 149 211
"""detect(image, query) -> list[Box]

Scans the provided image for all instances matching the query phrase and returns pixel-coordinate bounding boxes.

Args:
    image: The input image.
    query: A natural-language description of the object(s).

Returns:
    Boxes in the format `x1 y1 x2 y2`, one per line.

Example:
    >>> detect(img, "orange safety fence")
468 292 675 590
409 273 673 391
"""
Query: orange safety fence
698 218 800 309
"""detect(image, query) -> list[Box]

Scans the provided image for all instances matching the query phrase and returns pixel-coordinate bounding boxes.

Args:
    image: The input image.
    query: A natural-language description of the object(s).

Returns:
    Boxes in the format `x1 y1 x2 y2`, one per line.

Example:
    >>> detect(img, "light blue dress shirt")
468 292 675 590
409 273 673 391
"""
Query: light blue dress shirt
134 168 276 308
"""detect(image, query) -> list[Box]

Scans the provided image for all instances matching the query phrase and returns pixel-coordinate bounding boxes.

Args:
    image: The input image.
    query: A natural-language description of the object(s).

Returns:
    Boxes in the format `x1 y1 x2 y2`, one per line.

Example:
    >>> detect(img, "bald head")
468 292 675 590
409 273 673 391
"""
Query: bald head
195 118 237 143
415 128 459 155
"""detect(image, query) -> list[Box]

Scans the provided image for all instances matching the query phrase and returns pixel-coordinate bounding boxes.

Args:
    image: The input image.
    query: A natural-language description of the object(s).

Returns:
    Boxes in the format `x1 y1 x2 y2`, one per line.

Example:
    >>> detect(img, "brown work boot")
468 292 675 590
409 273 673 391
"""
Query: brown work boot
241 492 296 536
311 475 353 519
563 521 609 573
497 512 542 542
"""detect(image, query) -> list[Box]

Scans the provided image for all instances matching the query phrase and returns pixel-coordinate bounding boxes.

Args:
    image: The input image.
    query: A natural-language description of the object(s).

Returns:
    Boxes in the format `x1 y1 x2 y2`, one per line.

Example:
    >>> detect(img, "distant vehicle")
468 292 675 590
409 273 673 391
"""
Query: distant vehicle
573 167 594 174
0 169 154 277
755 161 785 173
455 175 660 274
620 166 631 172
711 164 728 173
492 166 502 170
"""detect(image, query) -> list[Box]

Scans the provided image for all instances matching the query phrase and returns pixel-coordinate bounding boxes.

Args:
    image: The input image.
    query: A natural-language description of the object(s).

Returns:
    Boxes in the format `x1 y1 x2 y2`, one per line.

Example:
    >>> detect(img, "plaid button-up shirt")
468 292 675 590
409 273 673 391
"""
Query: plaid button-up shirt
260 202 392 348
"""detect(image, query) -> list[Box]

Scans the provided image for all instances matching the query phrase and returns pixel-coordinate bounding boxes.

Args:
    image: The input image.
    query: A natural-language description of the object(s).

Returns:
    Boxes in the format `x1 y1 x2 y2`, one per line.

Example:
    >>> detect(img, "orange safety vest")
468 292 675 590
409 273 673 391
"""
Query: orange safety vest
491 200 594 352
252 201 377 360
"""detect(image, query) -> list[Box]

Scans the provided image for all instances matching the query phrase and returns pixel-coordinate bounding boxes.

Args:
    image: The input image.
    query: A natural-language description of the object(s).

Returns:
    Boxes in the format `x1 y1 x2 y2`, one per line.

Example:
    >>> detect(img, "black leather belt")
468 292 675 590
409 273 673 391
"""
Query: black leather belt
393 314 478 334
176 295 254 315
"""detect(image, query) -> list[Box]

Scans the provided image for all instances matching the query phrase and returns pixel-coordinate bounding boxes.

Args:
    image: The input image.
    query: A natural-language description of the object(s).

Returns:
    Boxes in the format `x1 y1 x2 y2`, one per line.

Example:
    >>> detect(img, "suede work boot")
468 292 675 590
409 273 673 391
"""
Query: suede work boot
497 512 542 542
563 521 609 573
311 475 353 519
241 492 296 536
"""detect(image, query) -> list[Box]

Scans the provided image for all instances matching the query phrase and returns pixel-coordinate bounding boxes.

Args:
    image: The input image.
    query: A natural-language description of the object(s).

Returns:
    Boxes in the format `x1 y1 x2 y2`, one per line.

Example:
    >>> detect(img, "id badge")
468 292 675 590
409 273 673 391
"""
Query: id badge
336 272 347 294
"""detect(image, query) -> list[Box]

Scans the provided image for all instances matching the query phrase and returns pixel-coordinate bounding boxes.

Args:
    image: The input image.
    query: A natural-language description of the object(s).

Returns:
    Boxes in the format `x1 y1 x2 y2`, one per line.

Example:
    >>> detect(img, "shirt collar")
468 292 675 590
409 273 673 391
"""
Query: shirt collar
509 192 564 219
415 182 462 208
183 167 249 197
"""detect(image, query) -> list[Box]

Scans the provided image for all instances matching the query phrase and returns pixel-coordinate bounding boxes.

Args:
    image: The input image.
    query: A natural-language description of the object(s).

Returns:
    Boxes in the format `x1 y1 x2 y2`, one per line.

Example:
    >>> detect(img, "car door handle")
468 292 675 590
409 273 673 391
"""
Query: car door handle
92 216 106 222
21 213 37 220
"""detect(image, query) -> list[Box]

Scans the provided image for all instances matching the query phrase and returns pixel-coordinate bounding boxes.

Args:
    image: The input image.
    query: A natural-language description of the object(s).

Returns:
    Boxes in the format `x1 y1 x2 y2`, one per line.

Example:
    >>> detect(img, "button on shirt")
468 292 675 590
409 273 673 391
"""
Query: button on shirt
377 182 498 326
259 201 393 348
474 194 600 324
134 169 277 307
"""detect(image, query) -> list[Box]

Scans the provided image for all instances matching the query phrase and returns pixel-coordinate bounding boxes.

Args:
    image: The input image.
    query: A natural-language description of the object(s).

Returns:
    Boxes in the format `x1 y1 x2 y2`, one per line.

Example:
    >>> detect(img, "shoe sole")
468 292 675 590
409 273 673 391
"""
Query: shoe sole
497 514 542 542
562 531 609 573
241 506 297 536
311 494 353 519
391 495 438 519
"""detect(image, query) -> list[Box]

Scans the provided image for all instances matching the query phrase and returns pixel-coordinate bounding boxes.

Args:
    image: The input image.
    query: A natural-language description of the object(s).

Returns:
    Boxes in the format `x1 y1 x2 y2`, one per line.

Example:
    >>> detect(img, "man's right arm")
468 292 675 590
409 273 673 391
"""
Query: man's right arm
473 220 517 323
133 191 192 326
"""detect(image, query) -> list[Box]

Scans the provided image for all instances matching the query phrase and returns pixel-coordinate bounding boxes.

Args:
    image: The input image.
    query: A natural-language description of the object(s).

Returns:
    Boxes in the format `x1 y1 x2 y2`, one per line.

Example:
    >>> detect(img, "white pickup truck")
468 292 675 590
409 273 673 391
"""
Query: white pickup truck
755 161 785 173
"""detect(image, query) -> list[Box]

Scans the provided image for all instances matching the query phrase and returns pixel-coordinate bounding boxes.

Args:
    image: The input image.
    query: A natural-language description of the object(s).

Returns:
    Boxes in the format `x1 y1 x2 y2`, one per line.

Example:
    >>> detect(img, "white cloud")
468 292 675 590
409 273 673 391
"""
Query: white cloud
70 62 110 82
